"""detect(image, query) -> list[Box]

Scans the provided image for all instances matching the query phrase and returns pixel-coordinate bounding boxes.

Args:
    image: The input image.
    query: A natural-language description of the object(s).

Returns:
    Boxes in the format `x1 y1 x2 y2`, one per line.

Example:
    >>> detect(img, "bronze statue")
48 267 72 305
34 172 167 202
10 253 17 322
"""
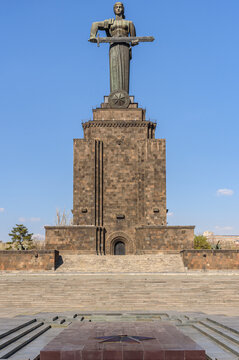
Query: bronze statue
89 2 154 98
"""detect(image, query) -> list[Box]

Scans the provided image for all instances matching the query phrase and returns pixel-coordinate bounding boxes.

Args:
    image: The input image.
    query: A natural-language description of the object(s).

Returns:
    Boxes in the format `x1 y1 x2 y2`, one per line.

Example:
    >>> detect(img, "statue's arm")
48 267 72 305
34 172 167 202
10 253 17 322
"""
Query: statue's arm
89 19 113 42
129 22 138 46
89 21 105 41
129 21 136 37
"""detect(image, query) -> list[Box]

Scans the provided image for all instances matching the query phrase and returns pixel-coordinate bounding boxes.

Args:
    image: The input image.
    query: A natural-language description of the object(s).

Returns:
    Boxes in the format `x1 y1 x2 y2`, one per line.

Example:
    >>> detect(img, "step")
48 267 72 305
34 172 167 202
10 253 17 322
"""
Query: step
179 324 237 360
206 317 239 335
0 325 51 359
0 274 238 317
0 322 44 350
56 254 186 273
0 319 36 339
198 320 239 345
193 323 239 358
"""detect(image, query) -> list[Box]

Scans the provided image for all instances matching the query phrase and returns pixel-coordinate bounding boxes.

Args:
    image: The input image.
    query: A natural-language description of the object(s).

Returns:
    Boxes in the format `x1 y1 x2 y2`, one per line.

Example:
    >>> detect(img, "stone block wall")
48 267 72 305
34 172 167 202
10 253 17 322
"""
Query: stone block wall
45 226 98 252
83 121 153 142
0 250 58 271
74 111 166 231
45 225 195 254
92 108 145 121
136 226 195 252
181 250 239 270
73 140 96 226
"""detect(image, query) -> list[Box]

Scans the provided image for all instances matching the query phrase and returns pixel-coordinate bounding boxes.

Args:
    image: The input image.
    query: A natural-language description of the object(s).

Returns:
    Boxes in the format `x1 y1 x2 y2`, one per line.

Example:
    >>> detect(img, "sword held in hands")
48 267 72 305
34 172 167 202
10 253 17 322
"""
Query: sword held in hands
89 34 155 47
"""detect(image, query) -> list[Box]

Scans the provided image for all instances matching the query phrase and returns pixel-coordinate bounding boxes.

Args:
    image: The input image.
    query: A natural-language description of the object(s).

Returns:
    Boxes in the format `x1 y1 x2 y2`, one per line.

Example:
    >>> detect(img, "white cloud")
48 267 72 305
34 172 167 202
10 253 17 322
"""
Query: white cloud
167 212 174 217
18 217 41 223
215 226 233 231
32 233 45 241
30 217 41 222
216 188 234 196
0 208 4 213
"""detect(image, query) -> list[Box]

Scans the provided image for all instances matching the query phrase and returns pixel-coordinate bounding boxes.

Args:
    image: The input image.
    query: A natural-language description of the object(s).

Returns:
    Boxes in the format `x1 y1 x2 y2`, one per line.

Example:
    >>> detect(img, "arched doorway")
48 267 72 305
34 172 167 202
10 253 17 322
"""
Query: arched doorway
114 241 125 255
108 232 133 255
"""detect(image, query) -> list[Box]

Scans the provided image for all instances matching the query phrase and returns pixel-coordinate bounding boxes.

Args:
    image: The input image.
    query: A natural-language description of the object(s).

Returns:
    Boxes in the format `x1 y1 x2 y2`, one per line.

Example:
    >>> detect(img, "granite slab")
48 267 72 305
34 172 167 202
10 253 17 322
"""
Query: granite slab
40 321 206 360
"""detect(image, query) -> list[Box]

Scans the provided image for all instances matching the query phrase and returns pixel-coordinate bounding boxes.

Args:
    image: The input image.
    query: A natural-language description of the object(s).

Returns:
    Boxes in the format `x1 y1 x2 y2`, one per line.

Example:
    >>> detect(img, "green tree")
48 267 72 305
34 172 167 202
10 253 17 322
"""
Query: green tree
7 224 34 250
194 235 211 250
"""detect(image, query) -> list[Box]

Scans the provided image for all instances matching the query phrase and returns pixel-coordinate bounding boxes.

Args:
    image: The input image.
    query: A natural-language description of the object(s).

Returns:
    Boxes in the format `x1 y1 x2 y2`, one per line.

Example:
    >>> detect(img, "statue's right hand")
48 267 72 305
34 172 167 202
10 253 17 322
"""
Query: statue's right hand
89 37 97 43
131 39 139 47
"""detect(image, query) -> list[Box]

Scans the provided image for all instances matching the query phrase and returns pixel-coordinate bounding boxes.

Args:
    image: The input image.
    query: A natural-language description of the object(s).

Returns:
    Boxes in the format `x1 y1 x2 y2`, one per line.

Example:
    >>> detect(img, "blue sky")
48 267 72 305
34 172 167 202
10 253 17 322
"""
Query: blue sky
0 0 239 242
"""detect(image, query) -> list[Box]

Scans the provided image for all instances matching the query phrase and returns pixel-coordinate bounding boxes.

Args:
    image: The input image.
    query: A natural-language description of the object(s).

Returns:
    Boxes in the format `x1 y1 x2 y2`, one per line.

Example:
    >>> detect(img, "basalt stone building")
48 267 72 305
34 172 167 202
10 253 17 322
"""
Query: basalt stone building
45 4 195 254
45 97 194 254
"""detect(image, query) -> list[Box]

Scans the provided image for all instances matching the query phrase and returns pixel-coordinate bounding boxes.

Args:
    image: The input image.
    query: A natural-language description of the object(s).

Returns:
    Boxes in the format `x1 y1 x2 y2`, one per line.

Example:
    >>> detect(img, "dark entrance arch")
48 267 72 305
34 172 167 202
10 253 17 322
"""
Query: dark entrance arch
114 241 125 255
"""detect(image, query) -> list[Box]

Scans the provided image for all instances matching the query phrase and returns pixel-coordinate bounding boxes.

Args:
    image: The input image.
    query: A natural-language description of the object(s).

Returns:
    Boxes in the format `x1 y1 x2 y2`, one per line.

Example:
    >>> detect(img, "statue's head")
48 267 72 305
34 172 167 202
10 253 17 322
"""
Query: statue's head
114 2 125 18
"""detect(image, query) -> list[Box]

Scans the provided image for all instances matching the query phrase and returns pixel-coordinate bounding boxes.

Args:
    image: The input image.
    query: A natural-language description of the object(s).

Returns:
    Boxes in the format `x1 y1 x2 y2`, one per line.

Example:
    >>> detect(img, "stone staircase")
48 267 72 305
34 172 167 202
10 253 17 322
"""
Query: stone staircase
55 252 186 273
0 316 65 360
0 273 238 318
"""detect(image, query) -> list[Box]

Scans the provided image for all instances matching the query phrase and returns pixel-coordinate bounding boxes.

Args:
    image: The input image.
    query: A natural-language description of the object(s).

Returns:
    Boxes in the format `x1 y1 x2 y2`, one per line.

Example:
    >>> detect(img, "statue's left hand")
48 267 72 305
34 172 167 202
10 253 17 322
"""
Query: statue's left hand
131 39 139 46
88 37 97 43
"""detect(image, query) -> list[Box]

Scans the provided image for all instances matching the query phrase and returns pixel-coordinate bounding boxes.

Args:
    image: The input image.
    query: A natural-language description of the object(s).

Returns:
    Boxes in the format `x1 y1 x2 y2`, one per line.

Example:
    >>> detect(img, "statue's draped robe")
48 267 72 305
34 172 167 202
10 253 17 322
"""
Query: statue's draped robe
110 42 130 93
90 18 136 94
109 19 133 93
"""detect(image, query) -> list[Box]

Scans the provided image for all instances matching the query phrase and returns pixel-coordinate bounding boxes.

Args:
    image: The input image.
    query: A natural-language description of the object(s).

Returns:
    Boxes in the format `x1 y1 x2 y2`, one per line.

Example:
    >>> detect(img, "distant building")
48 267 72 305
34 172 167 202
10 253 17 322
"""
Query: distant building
0 241 7 250
203 231 239 249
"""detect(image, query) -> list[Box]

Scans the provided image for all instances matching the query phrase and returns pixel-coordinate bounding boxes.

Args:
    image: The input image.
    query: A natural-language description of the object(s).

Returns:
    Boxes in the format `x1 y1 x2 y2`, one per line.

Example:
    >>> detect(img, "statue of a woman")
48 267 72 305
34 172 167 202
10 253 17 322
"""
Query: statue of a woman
89 2 138 94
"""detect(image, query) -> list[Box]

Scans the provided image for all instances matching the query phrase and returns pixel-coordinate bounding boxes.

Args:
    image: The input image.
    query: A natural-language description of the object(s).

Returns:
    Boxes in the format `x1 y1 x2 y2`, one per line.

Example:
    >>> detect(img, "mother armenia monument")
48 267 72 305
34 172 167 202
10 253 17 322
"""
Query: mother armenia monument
45 2 195 255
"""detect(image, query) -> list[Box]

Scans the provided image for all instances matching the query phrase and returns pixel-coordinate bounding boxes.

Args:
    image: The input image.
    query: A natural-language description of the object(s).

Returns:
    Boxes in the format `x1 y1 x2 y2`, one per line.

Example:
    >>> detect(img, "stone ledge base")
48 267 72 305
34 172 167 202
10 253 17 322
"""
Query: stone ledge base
45 225 195 253
1 249 238 272
0 250 58 271
181 250 239 270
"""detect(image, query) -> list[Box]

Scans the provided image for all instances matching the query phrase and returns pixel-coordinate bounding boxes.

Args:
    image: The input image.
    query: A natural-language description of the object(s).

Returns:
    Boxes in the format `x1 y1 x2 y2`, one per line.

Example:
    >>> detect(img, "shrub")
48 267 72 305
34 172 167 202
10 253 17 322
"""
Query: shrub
194 235 211 250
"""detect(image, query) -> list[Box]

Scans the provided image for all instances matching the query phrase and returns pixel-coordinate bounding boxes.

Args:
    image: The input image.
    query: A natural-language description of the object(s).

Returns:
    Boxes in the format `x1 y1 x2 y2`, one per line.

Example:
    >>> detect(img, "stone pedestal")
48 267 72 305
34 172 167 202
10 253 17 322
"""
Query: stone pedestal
45 97 195 253
40 321 206 360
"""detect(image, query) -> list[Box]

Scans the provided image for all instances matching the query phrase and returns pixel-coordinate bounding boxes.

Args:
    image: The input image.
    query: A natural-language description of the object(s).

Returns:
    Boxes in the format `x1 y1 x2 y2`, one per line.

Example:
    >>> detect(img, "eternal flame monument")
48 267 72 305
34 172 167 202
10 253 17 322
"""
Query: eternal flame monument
45 2 195 254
